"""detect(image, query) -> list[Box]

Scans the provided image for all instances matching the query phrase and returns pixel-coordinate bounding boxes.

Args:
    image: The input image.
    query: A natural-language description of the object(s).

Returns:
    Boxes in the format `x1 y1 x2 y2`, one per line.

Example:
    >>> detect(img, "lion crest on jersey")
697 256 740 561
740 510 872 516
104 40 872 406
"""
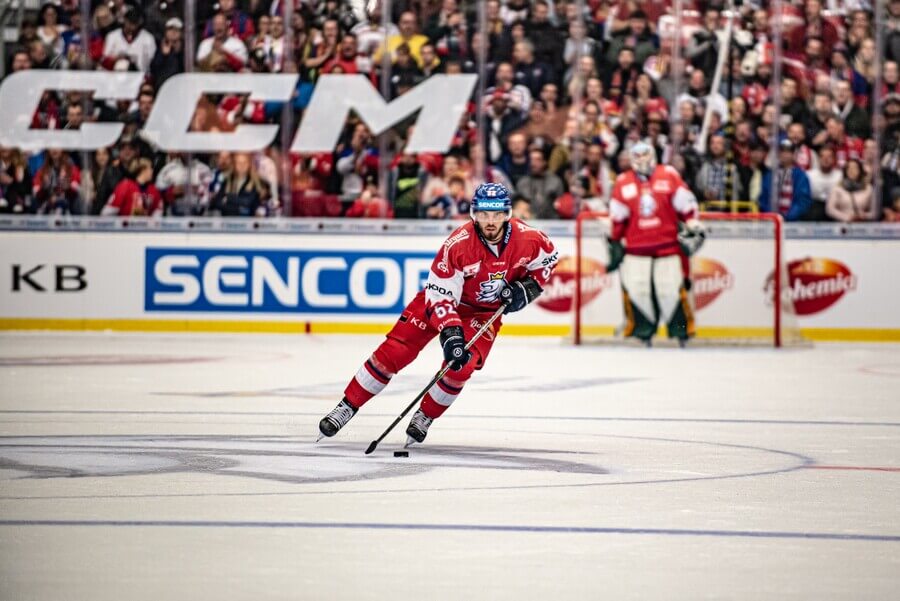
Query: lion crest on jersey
476 271 507 303
639 193 657 217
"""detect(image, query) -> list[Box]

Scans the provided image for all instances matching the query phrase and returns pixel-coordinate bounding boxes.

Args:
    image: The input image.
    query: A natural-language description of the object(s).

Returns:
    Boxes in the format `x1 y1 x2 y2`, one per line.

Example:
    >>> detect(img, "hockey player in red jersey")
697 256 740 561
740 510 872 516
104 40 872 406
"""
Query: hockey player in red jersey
318 183 558 444
607 142 705 346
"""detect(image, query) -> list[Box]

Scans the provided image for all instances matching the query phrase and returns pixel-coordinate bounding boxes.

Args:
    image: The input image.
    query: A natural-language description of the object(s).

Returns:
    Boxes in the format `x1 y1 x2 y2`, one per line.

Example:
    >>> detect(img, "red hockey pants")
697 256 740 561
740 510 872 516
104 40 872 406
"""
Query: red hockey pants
343 292 502 419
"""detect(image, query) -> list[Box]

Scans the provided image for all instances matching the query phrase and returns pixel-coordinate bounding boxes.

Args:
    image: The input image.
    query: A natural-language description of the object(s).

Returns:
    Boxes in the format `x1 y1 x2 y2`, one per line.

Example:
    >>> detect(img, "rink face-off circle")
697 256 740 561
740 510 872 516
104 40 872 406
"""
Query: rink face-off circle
0 429 811 493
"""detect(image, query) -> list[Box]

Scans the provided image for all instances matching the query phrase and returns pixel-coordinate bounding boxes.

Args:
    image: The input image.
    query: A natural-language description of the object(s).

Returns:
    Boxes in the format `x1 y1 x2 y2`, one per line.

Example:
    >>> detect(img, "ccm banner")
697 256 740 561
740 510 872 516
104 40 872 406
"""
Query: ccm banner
0 231 898 338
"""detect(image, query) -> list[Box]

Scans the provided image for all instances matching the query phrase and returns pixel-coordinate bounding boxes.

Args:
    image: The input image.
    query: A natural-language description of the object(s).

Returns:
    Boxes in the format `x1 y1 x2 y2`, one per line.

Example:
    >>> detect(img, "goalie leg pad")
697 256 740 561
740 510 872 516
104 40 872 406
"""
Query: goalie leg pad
619 255 656 336
621 288 658 340
652 255 685 326
665 285 696 340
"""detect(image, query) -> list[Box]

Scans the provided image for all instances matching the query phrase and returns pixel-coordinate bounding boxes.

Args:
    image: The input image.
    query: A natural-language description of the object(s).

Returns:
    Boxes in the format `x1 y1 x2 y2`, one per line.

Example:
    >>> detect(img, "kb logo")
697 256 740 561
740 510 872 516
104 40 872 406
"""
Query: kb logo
12 264 87 292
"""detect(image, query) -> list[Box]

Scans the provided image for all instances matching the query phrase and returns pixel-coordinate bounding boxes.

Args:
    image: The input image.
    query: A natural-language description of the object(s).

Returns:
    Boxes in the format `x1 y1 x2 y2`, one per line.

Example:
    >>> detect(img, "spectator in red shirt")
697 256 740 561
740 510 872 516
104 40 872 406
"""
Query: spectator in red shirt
787 123 816 172
103 158 162 217
731 120 754 168
823 117 864 168
323 32 361 74
346 175 393 218
88 5 115 63
787 0 839 55
33 148 81 214
742 61 773 120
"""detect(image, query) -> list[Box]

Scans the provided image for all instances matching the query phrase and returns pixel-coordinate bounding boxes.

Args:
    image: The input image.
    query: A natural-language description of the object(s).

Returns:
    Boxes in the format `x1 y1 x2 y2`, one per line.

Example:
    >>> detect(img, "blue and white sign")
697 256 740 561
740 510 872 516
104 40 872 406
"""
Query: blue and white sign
145 248 434 313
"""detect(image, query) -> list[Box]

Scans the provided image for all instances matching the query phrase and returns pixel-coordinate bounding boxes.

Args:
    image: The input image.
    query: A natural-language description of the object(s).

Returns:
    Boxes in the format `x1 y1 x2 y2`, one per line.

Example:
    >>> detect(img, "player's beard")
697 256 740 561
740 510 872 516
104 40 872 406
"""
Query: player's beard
479 221 505 244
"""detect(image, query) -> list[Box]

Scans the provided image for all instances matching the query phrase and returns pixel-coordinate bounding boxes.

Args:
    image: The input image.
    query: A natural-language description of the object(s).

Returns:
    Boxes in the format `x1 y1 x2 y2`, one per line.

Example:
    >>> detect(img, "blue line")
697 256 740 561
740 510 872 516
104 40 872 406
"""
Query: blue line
0 520 897 542
0 410 898 428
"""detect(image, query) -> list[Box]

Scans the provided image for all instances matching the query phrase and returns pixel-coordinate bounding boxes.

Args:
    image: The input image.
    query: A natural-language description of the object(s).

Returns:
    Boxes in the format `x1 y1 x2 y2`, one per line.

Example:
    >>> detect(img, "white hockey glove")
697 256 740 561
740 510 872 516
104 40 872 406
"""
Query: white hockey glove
678 219 706 257
500 276 543 314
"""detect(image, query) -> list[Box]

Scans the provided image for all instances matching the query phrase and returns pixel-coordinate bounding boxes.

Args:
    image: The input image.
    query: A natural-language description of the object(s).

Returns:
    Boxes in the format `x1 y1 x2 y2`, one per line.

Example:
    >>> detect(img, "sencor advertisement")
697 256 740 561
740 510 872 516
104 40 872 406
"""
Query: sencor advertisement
145 248 433 314
0 226 898 340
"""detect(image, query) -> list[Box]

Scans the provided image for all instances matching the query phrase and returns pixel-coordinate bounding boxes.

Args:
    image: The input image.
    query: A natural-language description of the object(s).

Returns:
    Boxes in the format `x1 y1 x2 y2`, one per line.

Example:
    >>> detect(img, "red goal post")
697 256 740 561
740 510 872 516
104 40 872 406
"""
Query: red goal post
573 211 797 348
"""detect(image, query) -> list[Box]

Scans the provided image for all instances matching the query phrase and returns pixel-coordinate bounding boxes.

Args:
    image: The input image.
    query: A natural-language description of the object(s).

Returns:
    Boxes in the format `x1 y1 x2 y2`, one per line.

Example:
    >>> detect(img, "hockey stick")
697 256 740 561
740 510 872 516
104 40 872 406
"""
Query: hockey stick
364 302 508 455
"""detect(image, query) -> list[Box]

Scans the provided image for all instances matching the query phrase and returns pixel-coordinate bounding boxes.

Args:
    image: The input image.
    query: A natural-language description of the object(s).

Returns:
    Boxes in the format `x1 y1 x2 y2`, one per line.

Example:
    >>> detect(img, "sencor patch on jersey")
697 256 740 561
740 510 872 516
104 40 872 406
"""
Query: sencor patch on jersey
622 183 638 199
463 262 481 277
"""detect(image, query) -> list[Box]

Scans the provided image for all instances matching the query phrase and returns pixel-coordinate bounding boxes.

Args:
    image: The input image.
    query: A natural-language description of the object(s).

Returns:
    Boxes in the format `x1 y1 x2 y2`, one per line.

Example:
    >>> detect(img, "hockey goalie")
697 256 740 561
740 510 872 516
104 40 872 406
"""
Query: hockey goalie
607 142 706 346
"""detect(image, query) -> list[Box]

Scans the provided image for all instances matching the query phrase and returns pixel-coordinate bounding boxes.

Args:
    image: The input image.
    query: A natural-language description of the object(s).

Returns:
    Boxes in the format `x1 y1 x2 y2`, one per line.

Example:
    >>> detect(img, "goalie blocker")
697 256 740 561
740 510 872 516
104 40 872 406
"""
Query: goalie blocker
607 143 705 346
318 183 559 445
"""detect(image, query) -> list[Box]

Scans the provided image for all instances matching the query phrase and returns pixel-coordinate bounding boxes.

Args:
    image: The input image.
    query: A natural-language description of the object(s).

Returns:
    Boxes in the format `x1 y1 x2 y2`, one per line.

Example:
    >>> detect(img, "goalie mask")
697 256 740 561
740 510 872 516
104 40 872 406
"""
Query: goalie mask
629 142 657 178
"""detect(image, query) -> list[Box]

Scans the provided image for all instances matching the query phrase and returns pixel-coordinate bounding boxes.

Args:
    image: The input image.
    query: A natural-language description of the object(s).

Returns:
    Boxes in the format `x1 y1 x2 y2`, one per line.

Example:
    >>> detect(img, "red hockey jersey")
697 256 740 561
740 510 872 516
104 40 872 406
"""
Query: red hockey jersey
609 165 698 257
423 218 558 331
107 179 163 216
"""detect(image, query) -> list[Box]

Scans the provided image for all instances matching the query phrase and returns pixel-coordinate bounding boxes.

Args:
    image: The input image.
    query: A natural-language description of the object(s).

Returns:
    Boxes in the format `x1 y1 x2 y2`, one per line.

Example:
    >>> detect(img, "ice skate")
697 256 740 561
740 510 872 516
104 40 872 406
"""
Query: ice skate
405 408 433 445
318 398 358 440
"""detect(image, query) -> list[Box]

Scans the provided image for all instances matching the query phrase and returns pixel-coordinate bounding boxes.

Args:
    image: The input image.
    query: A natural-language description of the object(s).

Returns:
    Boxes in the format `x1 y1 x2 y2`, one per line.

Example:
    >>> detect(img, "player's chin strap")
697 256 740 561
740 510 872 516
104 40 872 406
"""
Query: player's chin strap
364 300 509 455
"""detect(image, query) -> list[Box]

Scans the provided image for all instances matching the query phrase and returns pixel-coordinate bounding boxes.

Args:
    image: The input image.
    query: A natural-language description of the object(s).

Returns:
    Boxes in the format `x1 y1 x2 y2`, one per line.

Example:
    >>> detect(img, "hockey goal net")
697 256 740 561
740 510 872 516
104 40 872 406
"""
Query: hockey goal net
572 212 806 347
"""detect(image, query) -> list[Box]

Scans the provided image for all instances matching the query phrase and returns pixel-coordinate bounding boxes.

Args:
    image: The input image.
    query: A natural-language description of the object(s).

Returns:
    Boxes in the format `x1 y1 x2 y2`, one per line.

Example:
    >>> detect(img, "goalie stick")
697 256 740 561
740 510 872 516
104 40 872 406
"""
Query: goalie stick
364 301 509 455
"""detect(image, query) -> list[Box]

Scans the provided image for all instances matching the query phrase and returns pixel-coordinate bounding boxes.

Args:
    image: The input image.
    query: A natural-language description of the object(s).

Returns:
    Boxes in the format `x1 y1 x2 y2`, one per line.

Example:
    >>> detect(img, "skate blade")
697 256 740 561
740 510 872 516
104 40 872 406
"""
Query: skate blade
404 436 418 448
316 432 326 443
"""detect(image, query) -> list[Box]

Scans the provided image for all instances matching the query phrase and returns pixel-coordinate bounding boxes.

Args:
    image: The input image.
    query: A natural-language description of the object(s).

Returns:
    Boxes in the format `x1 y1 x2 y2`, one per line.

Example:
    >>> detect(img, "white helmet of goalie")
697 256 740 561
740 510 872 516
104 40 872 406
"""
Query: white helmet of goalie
629 142 657 178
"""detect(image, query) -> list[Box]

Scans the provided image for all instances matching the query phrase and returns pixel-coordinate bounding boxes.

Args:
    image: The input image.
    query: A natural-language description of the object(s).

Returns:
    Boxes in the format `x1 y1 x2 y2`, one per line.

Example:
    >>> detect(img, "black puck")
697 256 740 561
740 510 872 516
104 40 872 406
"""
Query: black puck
393 451 409 457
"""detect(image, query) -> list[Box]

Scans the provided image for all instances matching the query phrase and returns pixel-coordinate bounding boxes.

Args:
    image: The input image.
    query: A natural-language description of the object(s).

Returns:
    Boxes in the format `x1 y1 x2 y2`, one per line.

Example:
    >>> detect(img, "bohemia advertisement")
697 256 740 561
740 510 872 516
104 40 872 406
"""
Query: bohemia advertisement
541 253 857 318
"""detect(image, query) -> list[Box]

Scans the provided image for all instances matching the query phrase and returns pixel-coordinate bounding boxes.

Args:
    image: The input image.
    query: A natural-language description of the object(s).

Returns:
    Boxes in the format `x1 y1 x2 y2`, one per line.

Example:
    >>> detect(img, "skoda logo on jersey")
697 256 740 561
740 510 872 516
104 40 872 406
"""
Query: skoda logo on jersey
639 193 657 217
476 271 507 303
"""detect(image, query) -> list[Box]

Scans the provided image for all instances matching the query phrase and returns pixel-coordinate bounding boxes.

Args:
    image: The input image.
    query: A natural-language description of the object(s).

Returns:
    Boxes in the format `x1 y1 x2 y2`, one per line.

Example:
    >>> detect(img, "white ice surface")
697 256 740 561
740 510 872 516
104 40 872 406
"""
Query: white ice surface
0 332 898 600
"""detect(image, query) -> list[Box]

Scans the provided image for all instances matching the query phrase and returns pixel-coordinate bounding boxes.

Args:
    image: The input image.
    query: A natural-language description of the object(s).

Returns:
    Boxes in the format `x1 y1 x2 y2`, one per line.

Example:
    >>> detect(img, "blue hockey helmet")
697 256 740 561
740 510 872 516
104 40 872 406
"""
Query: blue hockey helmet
470 183 512 218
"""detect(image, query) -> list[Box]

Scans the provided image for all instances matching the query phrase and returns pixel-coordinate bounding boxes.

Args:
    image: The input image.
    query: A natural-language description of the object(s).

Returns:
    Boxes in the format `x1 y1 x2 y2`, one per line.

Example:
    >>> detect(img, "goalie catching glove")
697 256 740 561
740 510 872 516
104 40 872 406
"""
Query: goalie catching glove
500 276 543 314
677 220 707 257
439 325 471 371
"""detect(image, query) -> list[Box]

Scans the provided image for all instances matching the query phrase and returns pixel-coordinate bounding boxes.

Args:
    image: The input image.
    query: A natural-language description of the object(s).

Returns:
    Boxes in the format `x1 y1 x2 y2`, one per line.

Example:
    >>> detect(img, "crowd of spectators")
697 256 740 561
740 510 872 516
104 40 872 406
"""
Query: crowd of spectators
1 0 899 223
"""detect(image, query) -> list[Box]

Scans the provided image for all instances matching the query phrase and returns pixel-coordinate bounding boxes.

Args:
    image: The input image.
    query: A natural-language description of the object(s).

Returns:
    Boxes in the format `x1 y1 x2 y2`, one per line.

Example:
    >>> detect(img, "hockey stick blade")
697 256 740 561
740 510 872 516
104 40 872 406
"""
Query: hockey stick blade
362 302 507 455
